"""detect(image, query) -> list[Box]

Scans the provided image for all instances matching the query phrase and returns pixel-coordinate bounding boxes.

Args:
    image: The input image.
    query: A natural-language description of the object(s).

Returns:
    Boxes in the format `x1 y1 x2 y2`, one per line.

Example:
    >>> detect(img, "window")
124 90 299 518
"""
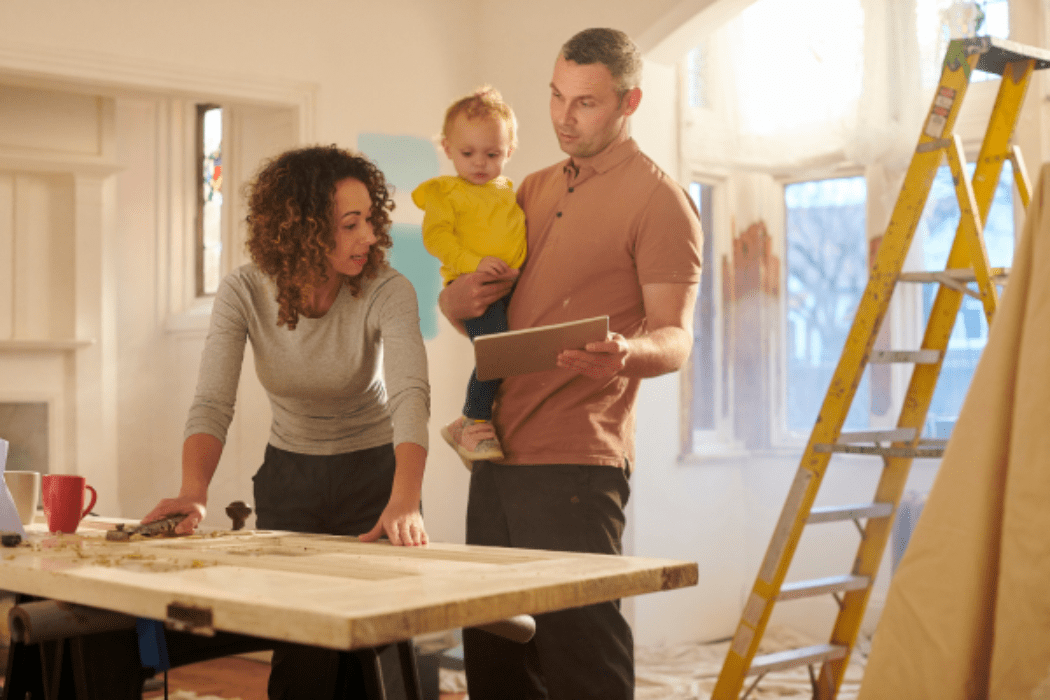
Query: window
782 164 1014 440
164 100 301 331
980 0 1011 37
785 176 869 433
917 160 1014 437
196 104 223 297
920 0 1011 86
731 0 863 137
685 43 709 109
687 182 716 443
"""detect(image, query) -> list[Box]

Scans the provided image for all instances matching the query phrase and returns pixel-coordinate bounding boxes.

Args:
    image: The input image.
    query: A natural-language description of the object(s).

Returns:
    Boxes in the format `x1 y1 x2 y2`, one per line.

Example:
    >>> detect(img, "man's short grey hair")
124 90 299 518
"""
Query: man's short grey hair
560 28 642 96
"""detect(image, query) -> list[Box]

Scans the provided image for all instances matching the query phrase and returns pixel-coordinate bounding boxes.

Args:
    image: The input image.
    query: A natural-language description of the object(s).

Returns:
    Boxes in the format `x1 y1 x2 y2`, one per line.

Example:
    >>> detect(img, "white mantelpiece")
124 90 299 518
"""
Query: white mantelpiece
0 339 93 351
0 89 120 514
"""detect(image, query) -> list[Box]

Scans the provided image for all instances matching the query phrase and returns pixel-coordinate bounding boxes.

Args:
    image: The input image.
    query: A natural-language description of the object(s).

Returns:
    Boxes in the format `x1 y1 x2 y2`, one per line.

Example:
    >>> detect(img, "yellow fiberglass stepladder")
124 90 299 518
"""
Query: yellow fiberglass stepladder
713 36 1050 700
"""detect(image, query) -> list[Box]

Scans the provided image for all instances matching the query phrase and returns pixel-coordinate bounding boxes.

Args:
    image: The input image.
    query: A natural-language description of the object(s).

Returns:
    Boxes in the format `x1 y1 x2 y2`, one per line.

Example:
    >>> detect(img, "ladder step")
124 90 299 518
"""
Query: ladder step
835 428 916 444
870 349 942 364
898 269 1009 300
808 502 894 524
748 643 848 676
899 268 1009 284
973 36 1050 76
778 574 870 601
814 443 946 458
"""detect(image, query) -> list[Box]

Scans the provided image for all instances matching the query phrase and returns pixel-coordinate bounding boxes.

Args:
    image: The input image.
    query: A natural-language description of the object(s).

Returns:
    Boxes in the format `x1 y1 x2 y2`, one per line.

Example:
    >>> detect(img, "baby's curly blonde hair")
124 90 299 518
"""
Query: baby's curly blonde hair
441 86 518 149
244 145 394 330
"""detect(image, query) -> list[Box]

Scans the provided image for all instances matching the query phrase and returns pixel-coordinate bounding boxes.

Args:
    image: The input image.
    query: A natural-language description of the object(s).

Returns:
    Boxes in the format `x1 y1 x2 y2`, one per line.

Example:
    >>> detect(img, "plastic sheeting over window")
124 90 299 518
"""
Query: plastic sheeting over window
682 0 1009 172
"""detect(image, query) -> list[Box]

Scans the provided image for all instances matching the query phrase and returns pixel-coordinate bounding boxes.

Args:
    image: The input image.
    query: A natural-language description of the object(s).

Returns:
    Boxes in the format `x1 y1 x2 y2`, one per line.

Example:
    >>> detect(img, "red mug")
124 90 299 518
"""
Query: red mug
41 474 97 534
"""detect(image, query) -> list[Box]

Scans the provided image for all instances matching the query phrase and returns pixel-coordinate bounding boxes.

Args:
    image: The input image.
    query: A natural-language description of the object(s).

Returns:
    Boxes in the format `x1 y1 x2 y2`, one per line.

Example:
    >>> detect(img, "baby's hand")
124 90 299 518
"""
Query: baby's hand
477 256 511 276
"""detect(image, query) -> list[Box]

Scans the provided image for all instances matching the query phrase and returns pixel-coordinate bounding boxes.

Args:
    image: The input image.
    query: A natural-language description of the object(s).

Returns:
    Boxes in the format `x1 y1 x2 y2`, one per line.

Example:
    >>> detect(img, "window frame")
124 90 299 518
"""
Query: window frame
771 143 1021 447
166 100 301 333
679 172 746 461
194 103 224 299
776 168 871 445
165 99 236 332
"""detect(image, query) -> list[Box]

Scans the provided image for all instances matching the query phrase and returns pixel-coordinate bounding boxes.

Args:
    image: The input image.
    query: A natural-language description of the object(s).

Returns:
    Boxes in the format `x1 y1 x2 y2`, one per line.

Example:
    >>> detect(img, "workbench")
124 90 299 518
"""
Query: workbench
1 518 698 698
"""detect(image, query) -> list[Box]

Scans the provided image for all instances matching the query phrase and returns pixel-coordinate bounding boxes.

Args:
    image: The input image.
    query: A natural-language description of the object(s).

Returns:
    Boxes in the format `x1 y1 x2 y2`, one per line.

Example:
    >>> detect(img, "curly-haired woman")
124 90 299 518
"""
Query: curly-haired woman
143 145 430 697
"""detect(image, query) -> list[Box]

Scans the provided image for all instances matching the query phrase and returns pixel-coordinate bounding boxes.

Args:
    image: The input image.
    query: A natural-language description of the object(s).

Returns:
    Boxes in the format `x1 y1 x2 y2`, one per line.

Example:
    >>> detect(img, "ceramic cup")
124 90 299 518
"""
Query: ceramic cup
41 474 97 534
4 470 41 526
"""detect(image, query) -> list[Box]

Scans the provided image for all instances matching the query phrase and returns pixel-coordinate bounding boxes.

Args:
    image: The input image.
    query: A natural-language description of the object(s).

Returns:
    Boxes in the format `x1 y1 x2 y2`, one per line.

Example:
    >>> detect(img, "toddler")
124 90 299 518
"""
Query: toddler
412 87 526 467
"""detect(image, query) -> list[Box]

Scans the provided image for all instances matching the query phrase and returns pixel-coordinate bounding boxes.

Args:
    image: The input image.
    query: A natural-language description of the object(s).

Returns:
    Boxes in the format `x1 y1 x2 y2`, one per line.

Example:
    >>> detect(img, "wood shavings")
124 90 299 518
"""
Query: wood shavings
3 533 221 573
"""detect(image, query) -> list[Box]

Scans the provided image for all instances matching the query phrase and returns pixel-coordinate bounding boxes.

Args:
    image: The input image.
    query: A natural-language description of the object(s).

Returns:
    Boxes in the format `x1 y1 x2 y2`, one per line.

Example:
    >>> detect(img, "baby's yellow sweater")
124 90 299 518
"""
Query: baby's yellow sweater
411 175 527 285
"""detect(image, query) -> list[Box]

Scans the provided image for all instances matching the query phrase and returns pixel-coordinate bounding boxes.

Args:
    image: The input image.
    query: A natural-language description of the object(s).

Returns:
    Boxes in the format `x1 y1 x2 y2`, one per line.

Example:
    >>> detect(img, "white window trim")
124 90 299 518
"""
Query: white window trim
166 102 235 333
679 170 748 463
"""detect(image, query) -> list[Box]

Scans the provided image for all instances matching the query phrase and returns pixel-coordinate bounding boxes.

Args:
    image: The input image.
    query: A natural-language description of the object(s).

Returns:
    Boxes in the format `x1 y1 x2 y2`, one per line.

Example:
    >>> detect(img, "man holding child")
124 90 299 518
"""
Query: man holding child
440 26 704 700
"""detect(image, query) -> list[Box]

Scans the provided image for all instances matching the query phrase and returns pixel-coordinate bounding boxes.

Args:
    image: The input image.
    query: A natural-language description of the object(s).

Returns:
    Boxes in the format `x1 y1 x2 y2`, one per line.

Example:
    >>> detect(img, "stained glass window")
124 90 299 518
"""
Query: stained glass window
197 105 223 296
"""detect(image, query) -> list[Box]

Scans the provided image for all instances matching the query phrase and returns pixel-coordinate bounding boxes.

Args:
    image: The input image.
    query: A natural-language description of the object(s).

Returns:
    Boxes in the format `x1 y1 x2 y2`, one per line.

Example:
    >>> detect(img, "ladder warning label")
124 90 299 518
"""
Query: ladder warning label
742 592 766 627
731 622 755 658
924 87 956 139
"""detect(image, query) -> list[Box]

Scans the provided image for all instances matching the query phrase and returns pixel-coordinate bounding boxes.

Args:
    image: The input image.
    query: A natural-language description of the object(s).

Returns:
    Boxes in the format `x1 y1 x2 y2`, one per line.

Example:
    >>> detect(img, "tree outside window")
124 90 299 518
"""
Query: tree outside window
785 176 870 433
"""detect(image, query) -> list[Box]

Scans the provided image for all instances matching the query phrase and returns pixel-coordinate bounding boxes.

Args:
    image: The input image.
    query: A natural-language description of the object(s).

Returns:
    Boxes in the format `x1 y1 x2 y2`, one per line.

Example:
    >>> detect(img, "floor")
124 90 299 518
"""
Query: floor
2 626 866 700
140 654 467 700
141 656 269 700
633 627 868 699
135 627 869 700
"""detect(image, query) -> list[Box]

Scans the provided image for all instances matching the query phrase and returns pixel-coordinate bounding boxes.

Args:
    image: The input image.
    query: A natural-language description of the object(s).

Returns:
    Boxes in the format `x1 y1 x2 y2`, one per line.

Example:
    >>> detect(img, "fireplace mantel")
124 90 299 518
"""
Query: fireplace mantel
0 339 94 352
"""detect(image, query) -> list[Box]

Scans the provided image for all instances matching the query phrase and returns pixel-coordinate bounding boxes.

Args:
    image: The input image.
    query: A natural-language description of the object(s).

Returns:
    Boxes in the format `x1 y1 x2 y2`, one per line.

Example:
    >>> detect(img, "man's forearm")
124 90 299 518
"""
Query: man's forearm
438 270 518 334
622 325 693 378
438 284 469 336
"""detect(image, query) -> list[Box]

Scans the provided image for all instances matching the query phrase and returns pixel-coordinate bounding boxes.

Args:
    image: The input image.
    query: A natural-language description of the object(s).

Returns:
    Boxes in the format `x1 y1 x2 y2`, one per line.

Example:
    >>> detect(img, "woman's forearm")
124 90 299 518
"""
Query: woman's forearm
390 441 427 506
180 433 224 504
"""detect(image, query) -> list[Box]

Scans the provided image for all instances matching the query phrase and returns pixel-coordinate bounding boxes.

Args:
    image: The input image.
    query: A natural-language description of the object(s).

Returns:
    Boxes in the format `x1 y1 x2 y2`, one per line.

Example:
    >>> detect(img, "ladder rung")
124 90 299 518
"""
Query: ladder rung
834 428 916 444
748 643 848 676
898 268 1009 284
870 349 942 364
814 443 945 458
807 502 894 524
898 270 1002 300
778 574 870 601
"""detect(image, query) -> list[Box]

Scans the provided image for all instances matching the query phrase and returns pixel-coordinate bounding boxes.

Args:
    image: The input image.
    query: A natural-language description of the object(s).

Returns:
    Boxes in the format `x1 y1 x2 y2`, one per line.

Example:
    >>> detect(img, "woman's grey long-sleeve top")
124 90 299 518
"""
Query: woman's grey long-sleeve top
185 263 430 455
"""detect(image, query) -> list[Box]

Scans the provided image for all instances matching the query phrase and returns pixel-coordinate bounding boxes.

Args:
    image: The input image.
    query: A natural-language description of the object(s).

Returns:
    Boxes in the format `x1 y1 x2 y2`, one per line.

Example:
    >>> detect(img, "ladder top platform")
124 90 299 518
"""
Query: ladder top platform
965 36 1050 74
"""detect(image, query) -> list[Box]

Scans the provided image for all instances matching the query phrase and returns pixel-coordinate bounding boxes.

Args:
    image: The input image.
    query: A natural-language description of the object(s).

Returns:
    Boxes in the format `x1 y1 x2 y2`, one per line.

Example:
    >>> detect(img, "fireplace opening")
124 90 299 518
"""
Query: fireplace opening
0 402 49 475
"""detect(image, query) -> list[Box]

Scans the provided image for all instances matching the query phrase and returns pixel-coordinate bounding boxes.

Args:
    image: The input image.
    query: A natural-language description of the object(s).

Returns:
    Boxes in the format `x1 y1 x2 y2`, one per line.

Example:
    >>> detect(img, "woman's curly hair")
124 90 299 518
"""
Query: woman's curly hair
245 145 395 329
